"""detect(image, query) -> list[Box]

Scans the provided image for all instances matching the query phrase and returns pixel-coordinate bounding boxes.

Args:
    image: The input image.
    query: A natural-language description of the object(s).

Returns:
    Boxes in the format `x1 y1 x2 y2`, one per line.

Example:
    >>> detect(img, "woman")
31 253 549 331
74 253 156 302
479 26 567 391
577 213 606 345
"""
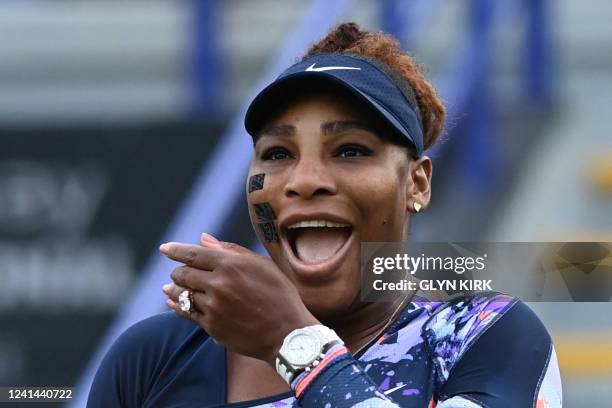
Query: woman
88 23 562 407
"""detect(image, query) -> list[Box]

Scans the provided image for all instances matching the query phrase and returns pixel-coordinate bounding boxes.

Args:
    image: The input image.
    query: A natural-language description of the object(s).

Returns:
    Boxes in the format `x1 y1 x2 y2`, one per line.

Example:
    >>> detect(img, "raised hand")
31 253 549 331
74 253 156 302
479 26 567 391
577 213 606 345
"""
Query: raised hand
160 234 319 366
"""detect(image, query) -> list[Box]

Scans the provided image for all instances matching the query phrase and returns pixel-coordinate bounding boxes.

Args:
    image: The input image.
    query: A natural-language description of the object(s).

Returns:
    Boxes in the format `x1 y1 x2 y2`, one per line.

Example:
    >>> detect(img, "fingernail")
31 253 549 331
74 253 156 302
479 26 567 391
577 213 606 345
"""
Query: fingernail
162 284 171 293
159 243 169 252
166 299 174 308
201 233 220 244
201 233 223 248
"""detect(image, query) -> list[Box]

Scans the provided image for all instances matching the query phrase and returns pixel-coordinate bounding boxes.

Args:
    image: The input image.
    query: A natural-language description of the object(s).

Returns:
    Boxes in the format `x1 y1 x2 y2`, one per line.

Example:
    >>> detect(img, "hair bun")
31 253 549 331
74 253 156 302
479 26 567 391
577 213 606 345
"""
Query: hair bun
306 22 365 55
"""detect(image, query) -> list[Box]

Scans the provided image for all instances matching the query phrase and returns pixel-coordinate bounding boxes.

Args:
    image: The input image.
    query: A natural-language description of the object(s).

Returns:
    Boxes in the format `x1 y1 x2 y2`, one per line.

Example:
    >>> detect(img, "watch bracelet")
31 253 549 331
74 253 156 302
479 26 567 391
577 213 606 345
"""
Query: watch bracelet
277 342 337 384
276 325 343 384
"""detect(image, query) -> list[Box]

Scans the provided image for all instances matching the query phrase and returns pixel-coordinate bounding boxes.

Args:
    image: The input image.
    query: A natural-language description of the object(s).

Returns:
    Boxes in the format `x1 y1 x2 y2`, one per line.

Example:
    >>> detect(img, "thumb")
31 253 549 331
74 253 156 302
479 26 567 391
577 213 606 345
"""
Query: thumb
200 233 251 255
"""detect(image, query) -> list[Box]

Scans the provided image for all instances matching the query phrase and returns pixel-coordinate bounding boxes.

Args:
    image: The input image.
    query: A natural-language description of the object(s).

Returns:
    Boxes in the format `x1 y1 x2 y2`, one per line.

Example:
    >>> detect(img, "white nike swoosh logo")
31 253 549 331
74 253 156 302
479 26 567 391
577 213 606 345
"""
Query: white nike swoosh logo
305 63 361 72
383 383 408 395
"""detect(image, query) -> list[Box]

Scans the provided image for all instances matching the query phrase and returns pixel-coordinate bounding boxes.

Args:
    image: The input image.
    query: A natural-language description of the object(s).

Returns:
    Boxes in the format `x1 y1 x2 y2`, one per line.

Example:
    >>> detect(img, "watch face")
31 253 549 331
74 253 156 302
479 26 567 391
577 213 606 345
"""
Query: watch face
285 332 320 366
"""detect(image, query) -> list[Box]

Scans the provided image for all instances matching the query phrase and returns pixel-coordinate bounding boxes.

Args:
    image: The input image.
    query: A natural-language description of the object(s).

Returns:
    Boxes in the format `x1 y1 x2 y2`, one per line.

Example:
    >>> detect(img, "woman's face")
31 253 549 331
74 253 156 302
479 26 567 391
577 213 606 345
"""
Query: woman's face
247 89 432 318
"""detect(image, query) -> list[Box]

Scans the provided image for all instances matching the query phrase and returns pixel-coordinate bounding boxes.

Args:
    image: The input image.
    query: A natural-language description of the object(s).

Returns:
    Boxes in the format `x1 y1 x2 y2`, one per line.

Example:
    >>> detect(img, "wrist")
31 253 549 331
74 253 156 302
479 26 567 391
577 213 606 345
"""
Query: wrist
274 324 344 384
263 315 320 367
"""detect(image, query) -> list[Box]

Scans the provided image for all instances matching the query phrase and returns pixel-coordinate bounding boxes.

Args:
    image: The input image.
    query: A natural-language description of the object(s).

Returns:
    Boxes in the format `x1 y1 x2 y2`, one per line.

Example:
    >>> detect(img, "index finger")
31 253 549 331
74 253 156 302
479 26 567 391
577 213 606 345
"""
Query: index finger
160 242 222 270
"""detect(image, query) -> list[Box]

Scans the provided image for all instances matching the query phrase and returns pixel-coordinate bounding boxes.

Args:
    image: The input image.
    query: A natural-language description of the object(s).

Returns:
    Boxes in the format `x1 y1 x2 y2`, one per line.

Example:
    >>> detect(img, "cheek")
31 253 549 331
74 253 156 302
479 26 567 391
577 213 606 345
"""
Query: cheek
343 167 407 238
246 169 283 248
251 203 278 243
247 173 266 193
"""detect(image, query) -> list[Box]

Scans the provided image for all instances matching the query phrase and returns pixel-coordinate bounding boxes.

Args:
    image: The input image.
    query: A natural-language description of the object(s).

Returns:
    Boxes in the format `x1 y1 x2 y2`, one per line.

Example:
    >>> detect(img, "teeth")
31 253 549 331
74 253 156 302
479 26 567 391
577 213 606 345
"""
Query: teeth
287 220 350 229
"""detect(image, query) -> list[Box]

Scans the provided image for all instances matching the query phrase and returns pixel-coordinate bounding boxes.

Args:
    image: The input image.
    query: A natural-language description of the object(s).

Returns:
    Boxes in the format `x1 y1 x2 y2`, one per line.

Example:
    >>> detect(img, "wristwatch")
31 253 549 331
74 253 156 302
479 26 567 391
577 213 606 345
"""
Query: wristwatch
275 325 343 384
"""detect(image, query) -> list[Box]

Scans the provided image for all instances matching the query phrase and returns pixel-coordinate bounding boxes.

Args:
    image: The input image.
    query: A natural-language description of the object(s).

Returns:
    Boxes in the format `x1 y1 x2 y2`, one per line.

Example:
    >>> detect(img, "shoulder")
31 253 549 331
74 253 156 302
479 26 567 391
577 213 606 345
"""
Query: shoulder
104 311 204 363
119 311 202 344
88 312 208 408
423 293 545 379
430 295 562 407
423 294 562 407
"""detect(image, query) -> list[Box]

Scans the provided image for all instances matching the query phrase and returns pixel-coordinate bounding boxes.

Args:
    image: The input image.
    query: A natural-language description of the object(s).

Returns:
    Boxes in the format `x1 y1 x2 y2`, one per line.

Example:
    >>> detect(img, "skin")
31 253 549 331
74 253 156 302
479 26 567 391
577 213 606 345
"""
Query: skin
161 88 432 402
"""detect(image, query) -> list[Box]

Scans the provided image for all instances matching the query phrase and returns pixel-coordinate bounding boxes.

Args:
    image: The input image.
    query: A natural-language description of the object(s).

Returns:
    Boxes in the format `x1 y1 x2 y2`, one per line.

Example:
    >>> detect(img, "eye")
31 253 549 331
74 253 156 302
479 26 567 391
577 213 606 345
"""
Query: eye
262 147 292 161
336 144 373 158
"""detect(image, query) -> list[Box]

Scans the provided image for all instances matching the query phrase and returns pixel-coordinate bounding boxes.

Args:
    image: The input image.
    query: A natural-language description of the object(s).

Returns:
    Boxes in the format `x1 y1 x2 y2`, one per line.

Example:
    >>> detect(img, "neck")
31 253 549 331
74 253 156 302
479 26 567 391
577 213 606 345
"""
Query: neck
320 292 408 354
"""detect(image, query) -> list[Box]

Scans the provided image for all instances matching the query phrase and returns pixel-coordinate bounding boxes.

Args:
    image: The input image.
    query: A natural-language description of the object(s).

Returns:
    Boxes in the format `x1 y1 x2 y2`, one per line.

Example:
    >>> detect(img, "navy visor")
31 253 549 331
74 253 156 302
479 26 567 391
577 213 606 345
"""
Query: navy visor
244 53 424 156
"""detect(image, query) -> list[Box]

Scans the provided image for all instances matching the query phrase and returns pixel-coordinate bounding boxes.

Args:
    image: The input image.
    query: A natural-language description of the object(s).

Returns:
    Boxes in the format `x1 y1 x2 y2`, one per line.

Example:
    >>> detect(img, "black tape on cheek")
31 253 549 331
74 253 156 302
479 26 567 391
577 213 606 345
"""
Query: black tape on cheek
253 202 276 222
248 173 265 193
252 201 278 243
258 222 278 242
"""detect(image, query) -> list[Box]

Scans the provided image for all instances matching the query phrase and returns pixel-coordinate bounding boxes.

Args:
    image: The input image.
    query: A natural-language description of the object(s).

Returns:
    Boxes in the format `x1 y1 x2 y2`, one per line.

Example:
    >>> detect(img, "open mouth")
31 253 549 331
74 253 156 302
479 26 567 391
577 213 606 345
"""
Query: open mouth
284 220 353 265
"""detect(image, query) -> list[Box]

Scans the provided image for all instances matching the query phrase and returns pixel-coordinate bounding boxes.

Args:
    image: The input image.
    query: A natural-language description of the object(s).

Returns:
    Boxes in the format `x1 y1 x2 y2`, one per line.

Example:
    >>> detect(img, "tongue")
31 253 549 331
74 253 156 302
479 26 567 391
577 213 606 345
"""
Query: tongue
295 228 350 264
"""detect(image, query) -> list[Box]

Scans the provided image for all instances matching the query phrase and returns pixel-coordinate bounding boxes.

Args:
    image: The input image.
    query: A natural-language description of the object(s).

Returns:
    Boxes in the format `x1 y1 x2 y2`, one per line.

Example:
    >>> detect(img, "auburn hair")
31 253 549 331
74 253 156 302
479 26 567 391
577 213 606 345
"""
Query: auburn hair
302 22 445 150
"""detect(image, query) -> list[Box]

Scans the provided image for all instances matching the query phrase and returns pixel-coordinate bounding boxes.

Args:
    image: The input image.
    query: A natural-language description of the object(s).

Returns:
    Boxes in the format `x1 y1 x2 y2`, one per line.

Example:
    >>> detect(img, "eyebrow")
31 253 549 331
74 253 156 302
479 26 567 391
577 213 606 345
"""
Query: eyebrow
255 124 295 142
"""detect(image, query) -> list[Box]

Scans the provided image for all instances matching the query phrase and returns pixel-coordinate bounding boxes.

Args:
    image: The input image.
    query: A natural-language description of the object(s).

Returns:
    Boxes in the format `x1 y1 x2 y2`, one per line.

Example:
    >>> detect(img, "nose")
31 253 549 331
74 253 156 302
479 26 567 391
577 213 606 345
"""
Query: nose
284 157 338 199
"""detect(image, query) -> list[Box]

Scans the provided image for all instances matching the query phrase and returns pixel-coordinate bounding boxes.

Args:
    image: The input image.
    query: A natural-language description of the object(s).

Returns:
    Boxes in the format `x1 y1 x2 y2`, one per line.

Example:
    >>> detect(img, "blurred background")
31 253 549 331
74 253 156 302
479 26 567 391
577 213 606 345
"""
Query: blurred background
0 0 610 407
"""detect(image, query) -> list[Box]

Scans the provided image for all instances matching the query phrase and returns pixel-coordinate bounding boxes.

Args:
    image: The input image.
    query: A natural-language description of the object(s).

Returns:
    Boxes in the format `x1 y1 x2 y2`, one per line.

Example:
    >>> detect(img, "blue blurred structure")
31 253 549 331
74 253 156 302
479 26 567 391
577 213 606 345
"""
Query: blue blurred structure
191 0 222 115
381 0 411 46
523 0 555 107
454 0 498 197
73 0 556 405
412 0 557 240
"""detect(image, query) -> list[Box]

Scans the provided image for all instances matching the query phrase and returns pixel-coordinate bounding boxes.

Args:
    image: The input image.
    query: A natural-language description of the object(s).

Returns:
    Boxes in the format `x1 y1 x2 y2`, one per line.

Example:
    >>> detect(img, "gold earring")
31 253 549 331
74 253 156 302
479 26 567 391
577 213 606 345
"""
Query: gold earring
413 202 422 213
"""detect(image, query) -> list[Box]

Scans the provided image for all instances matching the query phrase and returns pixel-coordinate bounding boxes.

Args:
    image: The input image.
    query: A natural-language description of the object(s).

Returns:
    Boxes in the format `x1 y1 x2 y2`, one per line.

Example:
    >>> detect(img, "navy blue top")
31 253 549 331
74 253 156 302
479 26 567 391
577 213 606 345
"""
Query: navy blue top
87 294 562 407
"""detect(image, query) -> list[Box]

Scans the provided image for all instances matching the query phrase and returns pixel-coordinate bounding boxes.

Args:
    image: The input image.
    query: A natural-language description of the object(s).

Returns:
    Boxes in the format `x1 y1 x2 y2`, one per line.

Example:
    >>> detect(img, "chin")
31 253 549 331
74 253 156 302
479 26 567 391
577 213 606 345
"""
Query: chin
293 270 362 320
